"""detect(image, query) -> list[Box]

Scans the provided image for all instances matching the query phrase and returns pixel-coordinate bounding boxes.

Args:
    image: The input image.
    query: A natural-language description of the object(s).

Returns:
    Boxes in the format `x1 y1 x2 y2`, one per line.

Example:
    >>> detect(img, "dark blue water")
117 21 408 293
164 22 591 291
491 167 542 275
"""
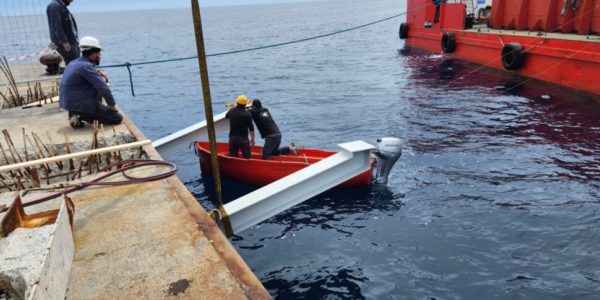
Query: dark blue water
15 0 600 298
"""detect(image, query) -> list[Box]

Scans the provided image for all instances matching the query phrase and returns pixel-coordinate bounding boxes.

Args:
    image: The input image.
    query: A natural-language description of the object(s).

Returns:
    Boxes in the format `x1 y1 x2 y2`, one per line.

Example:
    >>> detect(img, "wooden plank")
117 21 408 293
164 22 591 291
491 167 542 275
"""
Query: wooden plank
0 140 151 173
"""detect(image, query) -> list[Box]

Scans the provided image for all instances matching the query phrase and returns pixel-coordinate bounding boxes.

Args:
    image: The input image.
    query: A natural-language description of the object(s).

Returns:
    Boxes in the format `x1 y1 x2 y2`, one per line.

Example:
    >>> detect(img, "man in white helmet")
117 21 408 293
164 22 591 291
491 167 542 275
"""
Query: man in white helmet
46 0 79 65
60 36 122 128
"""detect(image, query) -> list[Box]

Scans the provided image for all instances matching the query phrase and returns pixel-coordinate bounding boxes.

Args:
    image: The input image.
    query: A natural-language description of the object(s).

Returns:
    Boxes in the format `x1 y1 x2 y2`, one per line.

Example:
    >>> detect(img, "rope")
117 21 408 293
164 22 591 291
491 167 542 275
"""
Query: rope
124 62 135 97
99 12 407 96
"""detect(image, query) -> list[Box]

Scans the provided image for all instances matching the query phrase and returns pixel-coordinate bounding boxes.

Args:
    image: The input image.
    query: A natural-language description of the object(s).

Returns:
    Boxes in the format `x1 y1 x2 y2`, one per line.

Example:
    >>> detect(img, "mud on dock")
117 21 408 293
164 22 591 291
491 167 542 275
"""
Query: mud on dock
0 64 270 299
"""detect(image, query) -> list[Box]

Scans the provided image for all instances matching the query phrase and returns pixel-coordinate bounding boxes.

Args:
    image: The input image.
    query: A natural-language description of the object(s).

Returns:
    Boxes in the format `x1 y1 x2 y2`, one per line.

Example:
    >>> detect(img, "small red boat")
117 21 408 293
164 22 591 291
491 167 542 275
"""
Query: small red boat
195 141 375 188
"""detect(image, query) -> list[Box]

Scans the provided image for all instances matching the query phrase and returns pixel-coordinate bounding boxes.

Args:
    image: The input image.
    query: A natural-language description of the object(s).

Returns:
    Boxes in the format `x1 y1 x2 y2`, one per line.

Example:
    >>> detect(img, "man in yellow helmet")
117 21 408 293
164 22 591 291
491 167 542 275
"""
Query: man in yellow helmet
225 95 255 158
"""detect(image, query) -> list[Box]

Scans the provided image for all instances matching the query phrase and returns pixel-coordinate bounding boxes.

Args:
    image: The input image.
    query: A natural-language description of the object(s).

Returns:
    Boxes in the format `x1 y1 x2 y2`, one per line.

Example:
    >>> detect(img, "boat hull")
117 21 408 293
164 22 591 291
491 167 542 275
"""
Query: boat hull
404 0 600 98
195 141 374 188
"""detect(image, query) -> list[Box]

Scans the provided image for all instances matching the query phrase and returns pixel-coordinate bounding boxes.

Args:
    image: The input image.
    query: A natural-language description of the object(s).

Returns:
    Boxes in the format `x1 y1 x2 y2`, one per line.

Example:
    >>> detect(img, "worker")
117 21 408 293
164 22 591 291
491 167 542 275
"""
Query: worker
225 95 255 158
46 0 79 65
59 36 122 128
249 99 296 160
433 0 447 23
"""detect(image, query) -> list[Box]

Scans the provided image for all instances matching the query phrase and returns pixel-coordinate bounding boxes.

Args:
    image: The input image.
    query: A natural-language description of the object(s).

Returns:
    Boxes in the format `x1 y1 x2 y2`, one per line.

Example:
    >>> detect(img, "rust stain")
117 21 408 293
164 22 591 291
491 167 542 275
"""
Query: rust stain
167 279 192 296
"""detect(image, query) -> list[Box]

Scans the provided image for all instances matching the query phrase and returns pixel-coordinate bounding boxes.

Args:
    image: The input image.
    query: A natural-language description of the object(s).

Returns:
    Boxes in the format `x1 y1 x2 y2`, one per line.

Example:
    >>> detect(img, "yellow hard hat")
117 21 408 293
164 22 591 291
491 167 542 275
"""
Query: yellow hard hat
236 95 248 105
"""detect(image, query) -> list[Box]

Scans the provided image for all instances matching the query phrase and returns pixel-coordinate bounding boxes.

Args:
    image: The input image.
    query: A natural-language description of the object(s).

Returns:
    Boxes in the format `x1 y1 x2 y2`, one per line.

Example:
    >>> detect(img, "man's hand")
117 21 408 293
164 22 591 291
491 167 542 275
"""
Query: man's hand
108 106 118 112
63 43 72 52
98 69 110 84
250 139 255 146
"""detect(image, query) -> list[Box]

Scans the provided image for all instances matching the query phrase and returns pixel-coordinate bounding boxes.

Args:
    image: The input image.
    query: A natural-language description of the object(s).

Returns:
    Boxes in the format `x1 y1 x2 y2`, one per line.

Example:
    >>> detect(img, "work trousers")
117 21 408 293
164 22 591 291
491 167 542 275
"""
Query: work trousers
70 104 123 126
57 43 80 66
262 134 291 160
229 136 251 159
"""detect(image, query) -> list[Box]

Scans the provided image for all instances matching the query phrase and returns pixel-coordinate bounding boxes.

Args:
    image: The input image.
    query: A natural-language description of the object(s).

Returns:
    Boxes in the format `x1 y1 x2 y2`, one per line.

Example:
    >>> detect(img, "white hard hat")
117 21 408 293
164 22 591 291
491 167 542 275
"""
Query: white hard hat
79 36 102 50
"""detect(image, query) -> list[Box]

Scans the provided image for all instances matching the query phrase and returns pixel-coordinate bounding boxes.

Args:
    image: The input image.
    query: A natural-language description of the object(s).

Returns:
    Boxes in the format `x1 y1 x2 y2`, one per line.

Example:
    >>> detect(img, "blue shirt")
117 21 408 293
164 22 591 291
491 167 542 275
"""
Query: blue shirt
59 56 116 113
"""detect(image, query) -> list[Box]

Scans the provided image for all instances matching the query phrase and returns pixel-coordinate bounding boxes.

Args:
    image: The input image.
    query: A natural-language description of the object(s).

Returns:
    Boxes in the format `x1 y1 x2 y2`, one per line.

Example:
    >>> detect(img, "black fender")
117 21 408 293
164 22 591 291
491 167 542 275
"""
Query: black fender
501 43 525 70
399 22 409 40
441 32 456 53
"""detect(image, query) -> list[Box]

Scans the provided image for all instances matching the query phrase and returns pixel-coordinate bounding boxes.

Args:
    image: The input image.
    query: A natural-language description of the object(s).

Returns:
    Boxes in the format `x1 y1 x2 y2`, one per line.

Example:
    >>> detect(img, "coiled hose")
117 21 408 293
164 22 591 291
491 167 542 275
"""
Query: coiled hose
1 159 177 212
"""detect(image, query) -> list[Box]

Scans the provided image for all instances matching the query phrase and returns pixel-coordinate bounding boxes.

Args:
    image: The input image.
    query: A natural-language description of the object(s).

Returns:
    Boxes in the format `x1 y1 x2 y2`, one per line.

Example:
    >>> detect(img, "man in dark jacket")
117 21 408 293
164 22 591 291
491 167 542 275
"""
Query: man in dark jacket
226 95 255 158
46 0 79 65
60 36 122 128
249 99 296 160
433 0 447 23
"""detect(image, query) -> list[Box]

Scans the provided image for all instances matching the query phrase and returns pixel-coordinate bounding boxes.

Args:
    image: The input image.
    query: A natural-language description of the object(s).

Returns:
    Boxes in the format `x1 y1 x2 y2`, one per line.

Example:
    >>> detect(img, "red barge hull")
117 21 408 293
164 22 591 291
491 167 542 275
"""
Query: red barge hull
195 141 375 188
403 0 600 98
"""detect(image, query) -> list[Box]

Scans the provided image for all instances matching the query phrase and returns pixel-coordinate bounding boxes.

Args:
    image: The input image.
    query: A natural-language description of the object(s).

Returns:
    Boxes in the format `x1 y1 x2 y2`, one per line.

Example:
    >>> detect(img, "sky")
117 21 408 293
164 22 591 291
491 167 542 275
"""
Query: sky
0 0 321 15
69 0 316 12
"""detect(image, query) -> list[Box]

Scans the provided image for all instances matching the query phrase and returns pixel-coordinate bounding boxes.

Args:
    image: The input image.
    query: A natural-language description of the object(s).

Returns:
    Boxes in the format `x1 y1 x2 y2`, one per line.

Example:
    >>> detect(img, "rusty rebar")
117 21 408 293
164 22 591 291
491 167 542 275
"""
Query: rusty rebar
64 133 74 170
22 128 29 161
45 132 64 170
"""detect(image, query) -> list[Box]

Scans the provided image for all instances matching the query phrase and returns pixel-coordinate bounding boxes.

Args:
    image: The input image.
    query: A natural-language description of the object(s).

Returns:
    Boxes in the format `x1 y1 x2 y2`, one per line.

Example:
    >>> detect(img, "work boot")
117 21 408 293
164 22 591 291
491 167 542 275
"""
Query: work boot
289 142 298 155
69 114 84 128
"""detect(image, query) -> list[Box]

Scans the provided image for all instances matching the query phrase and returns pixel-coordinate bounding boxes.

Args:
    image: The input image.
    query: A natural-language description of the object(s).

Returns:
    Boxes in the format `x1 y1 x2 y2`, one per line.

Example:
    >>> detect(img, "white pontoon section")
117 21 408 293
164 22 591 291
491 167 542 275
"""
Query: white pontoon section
224 140 373 234
152 111 229 157
154 113 374 235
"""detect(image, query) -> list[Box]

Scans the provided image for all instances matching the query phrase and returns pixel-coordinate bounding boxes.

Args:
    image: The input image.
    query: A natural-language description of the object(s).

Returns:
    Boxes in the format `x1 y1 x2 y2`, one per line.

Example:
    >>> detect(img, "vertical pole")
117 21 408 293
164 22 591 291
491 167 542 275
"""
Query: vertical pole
190 1 224 210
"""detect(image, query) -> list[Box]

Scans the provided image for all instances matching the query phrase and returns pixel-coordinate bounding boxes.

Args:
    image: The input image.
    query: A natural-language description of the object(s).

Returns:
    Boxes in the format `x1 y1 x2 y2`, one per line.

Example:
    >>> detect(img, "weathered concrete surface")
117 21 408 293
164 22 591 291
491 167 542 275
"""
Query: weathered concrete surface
0 63 60 87
0 102 131 150
0 225 53 298
1 94 271 298
60 172 251 299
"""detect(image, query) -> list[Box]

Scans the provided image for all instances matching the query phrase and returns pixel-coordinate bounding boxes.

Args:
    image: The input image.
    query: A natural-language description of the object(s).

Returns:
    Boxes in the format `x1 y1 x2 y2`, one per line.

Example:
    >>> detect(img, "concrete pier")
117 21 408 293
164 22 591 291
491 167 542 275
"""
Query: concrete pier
0 65 271 299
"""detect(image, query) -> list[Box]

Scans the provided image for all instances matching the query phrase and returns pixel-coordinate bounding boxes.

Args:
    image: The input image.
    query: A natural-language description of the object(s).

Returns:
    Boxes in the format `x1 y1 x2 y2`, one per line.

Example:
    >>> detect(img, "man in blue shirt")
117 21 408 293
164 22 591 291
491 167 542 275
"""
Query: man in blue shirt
59 36 122 128
46 0 79 65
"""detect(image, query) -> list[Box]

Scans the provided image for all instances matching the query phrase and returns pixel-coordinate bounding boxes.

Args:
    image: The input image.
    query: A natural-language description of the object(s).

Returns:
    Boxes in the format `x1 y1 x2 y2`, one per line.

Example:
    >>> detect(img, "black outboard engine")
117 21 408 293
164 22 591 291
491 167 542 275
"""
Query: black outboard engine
373 137 402 184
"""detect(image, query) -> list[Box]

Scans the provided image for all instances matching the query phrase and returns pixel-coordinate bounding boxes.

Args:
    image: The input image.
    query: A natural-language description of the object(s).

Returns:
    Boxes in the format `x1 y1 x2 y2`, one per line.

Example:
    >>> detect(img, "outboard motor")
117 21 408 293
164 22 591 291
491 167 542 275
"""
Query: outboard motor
373 137 402 184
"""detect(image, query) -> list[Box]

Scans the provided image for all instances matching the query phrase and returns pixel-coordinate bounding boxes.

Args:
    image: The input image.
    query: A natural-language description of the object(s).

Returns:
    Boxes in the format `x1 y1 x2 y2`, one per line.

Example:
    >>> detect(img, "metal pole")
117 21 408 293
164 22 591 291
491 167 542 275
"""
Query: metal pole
190 0 230 234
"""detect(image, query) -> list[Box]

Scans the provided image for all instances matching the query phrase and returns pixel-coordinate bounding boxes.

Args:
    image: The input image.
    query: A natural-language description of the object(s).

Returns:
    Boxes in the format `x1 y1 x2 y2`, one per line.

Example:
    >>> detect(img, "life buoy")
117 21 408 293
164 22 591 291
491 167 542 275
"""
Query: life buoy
441 32 456 53
399 23 409 40
501 43 525 70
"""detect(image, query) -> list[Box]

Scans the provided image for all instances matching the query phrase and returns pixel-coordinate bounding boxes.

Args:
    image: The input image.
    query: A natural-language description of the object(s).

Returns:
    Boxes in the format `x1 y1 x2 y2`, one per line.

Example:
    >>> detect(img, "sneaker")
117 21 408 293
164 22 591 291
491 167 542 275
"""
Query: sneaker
289 142 298 155
69 114 84 128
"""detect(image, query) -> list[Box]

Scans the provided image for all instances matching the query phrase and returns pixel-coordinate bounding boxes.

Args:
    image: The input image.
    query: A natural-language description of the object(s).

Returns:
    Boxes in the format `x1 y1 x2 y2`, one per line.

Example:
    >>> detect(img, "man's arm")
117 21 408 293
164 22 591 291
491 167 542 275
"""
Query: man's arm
248 116 255 145
80 64 117 107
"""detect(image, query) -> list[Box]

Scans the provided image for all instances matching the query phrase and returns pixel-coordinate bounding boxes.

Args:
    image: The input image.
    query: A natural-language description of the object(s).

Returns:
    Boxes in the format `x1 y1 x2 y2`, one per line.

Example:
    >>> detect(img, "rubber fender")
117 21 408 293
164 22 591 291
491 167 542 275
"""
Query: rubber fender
501 43 525 70
441 32 456 53
399 22 409 39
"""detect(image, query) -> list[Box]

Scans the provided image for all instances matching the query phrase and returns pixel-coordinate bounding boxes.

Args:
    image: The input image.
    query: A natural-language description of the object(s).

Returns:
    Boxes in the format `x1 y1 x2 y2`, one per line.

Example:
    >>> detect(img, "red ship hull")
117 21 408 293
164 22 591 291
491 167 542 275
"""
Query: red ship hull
403 0 600 98
195 141 374 188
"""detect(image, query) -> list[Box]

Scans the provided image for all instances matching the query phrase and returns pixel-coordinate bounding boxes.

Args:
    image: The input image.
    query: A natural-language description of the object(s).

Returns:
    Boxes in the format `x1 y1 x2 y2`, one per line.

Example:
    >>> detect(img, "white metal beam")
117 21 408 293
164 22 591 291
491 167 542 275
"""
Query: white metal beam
152 111 229 157
223 140 374 234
